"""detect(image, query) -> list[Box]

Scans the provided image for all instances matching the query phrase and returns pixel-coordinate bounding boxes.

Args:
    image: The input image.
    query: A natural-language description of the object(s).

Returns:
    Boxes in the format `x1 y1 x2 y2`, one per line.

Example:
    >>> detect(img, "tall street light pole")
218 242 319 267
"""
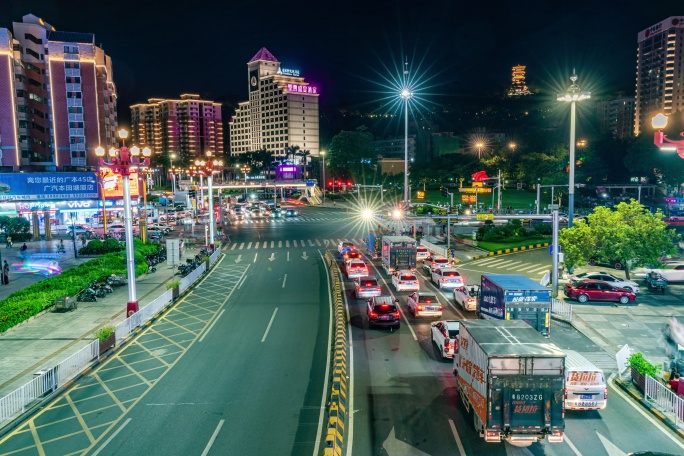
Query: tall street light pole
557 69 590 228
169 153 177 193
321 151 326 203
400 58 413 205
195 153 224 248
96 130 151 316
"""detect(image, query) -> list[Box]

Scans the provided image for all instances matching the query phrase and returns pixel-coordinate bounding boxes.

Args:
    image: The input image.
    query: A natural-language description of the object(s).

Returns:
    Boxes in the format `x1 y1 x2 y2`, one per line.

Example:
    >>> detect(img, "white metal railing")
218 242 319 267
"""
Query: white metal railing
114 289 173 342
644 374 684 428
551 298 573 322
420 239 446 257
210 248 221 265
56 341 99 385
179 263 206 294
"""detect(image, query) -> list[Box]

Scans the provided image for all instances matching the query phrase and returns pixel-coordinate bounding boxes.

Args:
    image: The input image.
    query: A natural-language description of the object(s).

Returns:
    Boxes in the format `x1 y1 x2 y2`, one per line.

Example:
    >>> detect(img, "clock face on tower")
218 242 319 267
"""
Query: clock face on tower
250 76 257 87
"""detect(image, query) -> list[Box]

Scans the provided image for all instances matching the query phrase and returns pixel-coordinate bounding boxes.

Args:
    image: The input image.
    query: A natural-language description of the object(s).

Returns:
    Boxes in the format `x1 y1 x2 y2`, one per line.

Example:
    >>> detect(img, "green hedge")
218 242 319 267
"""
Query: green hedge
79 238 124 255
0 240 161 334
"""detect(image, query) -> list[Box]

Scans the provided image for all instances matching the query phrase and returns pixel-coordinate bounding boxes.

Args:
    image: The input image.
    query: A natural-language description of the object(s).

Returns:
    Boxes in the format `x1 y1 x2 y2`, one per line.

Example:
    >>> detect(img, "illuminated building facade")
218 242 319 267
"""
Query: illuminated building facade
0 14 117 171
634 16 684 135
229 47 320 158
130 94 223 164
596 98 635 139
507 64 532 97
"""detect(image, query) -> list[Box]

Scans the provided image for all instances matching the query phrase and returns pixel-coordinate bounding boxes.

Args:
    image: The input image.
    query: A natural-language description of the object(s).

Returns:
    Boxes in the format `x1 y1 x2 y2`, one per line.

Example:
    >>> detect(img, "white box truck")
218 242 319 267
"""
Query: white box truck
454 320 566 447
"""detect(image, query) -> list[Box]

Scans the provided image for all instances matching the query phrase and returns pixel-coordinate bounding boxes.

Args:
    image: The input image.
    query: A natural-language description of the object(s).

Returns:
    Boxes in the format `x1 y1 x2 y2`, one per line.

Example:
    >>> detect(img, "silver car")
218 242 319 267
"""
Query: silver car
354 277 382 299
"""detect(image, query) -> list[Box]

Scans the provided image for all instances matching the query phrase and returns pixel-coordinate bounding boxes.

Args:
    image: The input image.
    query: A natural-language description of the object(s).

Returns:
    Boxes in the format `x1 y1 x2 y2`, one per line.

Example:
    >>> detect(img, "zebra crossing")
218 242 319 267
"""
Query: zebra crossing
232 216 346 224
229 238 364 251
465 256 551 275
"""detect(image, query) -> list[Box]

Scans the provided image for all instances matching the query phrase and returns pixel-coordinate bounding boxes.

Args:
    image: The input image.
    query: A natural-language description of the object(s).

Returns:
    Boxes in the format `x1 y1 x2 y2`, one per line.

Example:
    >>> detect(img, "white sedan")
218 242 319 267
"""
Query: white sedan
407 292 442 318
453 285 479 311
569 271 641 292
346 260 369 279
431 320 460 359
391 270 420 292
431 268 464 289
422 256 450 273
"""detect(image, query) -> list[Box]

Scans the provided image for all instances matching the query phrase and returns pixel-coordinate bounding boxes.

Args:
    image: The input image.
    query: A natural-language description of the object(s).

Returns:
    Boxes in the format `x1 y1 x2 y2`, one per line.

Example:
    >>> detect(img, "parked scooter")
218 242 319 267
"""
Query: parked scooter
106 274 127 286
77 287 97 302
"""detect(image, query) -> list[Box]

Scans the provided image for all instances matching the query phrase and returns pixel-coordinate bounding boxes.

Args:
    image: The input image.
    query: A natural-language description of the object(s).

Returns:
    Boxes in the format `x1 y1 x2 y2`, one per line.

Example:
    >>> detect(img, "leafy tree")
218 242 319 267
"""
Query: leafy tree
327 130 375 182
559 200 678 278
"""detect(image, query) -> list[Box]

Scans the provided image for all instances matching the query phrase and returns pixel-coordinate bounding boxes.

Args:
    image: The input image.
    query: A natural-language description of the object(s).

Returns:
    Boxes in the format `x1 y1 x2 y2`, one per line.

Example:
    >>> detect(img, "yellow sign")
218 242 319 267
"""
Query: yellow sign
472 182 484 187
459 187 492 194
476 213 494 220
417 191 425 199
462 195 476 203
101 168 139 198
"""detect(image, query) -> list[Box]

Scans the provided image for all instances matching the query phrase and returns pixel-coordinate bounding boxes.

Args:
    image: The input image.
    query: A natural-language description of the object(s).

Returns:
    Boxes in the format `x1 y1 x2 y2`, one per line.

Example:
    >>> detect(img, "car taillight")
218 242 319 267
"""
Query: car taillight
393 311 400 317
564 388 567 400
370 312 378 318
445 340 451 349
441 278 448 282
468 298 475 303
439 305 443 311
604 388 608 399
417 305 423 311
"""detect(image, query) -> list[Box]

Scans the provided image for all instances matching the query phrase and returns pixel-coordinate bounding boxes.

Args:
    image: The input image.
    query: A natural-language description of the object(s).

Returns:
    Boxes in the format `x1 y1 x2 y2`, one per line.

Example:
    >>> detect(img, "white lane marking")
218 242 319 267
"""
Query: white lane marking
294 240 298 247
279 241 283 248
282 274 287 288
231 243 237 250
309 239 314 246
339 268 356 456
608 372 684 450
286 240 290 247
261 307 278 342
199 309 225 342
236 269 249 289
516 263 544 272
314 251 335 456
253 253 258 263
447 419 466 456
201 419 225 456
271 241 274 248
263 241 267 248
315 239 322 246
254 241 260 249
247 242 252 249
287 251 290 261
91 418 132 456
239 242 245 250
562 433 583 456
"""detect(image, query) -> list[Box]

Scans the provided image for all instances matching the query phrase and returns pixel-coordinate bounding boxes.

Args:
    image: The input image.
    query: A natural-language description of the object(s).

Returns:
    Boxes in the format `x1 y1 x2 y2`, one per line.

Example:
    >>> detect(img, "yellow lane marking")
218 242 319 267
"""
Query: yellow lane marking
157 315 203 336
115 356 155 387
166 307 211 324
33 402 121 431
28 419 45 456
144 327 189 350
65 394 96 444
93 373 128 413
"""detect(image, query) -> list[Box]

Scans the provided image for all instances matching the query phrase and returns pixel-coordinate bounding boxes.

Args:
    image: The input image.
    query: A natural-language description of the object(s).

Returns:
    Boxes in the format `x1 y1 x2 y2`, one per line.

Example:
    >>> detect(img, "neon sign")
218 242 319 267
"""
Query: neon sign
287 83 318 94
277 68 300 76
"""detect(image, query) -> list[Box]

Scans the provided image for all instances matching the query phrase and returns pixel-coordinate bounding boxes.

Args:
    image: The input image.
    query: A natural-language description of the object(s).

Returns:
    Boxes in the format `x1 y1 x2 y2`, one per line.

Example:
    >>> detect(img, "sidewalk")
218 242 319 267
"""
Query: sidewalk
0 237 199 398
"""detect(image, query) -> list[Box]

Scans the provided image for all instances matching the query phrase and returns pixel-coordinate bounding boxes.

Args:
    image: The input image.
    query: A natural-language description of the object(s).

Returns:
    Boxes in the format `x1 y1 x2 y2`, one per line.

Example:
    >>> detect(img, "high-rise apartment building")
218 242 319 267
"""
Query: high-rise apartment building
634 16 684 136
597 98 635 139
229 47 320 158
507 65 532 97
0 14 117 171
130 94 223 164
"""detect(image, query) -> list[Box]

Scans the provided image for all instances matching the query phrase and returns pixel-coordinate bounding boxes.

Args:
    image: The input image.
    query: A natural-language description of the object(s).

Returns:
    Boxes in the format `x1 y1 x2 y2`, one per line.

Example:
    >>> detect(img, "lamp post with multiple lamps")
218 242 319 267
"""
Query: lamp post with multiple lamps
194 153 224 248
652 113 684 157
95 130 151 316
557 70 590 228
169 153 177 193
240 164 251 182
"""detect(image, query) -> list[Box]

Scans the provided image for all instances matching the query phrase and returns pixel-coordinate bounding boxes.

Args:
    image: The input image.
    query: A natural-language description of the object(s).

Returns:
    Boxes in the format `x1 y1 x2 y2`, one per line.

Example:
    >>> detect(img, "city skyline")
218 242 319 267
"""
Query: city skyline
0 2 679 125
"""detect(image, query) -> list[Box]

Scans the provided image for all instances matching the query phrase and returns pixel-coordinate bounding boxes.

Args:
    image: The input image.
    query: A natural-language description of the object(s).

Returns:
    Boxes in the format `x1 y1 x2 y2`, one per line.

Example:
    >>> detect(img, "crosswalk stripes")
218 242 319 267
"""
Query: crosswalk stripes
231 243 237 250
315 239 321 246
294 240 298 247
254 241 259 249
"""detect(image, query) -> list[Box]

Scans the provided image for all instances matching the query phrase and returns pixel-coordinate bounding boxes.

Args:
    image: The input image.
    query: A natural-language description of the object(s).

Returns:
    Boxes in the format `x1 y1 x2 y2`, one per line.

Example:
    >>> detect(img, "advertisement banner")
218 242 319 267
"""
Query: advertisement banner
0 173 97 201
100 168 139 199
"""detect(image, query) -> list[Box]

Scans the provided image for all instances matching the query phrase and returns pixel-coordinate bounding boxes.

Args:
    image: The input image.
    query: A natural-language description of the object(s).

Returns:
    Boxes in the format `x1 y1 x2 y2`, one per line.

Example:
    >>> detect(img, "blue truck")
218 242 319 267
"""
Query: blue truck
366 229 391 259
478 274 552 337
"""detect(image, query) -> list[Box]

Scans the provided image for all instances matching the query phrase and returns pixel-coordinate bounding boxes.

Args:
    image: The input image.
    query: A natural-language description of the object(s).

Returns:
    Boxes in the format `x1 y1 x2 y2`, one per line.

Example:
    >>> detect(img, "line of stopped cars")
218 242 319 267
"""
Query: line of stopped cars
338 241 479 359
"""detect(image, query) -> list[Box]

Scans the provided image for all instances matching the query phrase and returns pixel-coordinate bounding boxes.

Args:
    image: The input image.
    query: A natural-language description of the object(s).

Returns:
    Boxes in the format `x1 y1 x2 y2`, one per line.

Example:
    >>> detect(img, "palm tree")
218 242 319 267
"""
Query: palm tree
285 145 300 163
296 149 311 178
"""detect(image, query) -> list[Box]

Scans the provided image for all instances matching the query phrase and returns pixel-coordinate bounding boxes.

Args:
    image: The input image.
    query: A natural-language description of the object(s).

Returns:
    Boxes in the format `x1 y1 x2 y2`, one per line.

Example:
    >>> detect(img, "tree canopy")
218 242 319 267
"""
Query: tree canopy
327 130 375 182
559 200 679 278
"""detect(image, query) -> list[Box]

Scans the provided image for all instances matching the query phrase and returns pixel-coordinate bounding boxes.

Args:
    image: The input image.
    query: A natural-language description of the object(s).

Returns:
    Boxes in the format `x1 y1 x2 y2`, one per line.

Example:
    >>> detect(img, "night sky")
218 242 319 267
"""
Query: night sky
1 1 679 125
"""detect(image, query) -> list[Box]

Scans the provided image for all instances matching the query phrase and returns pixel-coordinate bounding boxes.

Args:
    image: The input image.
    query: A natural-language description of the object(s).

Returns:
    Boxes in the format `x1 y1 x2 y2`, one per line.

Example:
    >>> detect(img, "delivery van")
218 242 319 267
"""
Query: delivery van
564 350 607 410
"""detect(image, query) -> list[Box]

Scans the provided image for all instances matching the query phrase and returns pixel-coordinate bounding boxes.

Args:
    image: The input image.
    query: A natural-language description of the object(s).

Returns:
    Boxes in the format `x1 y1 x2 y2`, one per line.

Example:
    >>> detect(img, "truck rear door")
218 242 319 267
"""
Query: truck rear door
489 376 564 432
509 306 550 337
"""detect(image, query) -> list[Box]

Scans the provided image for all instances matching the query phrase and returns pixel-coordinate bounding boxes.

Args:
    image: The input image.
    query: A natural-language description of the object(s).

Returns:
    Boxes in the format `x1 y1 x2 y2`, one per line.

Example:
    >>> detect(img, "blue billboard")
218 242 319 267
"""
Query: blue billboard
0 173 98 201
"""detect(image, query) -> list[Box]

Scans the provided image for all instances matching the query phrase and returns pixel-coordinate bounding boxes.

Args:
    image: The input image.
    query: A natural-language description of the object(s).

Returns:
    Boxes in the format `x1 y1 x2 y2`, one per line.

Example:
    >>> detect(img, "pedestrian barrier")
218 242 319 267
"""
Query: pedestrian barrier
209 248 221 265
420 240 446 258
644 373 684 429
323 250 347 456
179 263 206 294
551 298 573 322
114 289 173 342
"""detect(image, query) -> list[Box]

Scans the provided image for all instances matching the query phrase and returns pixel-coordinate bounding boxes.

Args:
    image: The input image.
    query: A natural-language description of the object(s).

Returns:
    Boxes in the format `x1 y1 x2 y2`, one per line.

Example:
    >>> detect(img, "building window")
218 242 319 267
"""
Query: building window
24 33 42 45
25 48 40 59
63 45 79 54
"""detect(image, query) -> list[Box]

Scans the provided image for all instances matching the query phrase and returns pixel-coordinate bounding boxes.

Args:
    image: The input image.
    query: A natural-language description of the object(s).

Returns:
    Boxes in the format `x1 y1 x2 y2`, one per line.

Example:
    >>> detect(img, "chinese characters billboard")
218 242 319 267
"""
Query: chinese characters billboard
100 169 140 199
0 172 97 201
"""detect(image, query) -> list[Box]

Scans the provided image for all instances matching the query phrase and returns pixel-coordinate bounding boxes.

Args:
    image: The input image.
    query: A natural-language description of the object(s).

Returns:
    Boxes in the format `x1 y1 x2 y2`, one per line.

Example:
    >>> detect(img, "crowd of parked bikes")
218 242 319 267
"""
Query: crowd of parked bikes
177 248 210 278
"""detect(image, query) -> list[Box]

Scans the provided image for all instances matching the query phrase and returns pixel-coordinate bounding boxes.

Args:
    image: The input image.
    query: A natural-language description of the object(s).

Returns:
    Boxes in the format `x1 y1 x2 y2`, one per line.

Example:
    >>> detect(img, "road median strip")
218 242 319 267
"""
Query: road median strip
469 242 550 260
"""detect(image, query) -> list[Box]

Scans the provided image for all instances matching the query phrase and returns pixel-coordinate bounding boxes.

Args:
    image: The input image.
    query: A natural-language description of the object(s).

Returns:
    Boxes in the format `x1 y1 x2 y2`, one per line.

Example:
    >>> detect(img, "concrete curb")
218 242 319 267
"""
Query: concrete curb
613 376 684 438
469 242 550 260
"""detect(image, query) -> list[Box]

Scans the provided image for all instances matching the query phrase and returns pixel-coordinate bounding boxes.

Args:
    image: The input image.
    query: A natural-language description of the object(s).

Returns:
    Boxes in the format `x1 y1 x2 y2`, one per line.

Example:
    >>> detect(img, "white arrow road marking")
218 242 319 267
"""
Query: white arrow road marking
235 255 242 263
382 426 429 456
282 274 287 288
596 432 626 456
269 253 276 262
302 252 309 260
503 442 534 456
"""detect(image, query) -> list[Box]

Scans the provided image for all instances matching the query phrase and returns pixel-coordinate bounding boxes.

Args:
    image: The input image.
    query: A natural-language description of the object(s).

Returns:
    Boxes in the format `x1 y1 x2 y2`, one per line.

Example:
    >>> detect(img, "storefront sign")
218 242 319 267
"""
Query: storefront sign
0 172 97 201
100 168 140 198
277 67 300 76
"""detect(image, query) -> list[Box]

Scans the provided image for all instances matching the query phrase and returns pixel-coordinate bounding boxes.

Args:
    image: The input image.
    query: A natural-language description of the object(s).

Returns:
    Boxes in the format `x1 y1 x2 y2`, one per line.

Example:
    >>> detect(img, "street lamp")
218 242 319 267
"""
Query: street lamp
400 79 413 204
652 113 684 157
95 129 151 316
194 152 224 248
169 153 177 193
557 69 590 228
475 142 484 159
240 164 251 182
320 151 326 203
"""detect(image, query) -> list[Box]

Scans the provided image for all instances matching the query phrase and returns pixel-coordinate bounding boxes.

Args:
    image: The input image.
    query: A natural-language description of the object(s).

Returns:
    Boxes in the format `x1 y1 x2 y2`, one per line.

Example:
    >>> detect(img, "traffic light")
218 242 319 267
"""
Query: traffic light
189 190 196 198
441 186 448 196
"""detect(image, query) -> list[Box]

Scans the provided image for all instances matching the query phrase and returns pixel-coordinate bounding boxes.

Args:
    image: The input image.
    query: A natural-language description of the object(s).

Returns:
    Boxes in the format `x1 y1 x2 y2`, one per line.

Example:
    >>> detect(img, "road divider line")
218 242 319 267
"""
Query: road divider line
91 418 132 456
261 308 278 342
447 419 466 456
201 419 225 456
562 433 583 456
253 252 258 263
282 274 287 288
199 309 225 343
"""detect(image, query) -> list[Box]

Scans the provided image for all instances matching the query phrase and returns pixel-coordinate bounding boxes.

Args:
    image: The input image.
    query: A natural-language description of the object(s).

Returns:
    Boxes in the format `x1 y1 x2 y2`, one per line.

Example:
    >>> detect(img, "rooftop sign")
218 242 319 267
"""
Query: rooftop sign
277 67 300 76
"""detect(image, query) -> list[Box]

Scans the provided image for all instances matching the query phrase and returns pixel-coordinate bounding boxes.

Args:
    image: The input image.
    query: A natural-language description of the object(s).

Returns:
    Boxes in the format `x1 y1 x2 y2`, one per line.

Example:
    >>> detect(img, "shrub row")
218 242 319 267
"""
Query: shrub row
0 240 161 334
476 219 550 241
78 238 124 255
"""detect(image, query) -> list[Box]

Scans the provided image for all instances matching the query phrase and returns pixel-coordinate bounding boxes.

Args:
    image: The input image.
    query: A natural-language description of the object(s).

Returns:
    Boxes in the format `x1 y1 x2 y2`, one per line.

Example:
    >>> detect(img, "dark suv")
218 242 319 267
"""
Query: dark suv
366 296 401 329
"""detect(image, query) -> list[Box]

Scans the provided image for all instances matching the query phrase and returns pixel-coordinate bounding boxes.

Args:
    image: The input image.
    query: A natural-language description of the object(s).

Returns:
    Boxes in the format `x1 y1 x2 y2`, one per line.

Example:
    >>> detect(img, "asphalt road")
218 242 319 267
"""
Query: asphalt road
1 206 683 456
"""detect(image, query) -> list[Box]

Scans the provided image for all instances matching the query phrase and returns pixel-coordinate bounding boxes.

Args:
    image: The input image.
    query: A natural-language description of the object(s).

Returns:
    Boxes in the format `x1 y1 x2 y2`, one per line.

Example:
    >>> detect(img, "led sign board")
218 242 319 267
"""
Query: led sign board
286 83 318 94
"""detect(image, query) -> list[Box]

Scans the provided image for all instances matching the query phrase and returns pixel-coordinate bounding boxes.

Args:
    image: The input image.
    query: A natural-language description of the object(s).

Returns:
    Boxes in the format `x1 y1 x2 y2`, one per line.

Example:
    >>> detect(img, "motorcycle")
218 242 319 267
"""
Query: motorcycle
106 274 127 286
77 288 97 302
89 281 107 298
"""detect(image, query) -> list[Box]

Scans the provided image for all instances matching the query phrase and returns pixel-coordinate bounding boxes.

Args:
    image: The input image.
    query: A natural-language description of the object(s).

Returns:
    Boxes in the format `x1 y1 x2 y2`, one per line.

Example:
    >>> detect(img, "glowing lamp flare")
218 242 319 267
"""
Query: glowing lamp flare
652 113 668 130
362 209 374 220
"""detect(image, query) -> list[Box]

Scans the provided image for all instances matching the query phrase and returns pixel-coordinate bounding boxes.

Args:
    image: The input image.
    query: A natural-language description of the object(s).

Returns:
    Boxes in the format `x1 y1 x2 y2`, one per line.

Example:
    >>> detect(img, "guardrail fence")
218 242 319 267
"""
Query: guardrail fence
0 247 221 428
551 298 573 322
644 374 684 428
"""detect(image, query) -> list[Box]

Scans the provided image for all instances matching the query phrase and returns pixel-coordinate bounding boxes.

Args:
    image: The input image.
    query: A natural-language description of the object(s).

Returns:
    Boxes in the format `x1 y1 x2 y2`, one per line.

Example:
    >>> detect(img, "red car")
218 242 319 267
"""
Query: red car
564 279 636 304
